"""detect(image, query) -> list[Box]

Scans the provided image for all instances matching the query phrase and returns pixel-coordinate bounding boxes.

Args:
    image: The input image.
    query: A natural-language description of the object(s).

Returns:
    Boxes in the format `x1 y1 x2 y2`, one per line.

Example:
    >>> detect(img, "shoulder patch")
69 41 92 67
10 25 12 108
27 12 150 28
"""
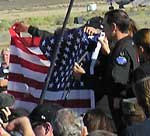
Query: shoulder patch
116 56 127 65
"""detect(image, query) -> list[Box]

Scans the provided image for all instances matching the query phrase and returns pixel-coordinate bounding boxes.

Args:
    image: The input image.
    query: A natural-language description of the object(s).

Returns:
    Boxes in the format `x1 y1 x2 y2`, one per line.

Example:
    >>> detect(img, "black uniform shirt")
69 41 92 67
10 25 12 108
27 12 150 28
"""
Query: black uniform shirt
104 36 139 96
28 26 53 41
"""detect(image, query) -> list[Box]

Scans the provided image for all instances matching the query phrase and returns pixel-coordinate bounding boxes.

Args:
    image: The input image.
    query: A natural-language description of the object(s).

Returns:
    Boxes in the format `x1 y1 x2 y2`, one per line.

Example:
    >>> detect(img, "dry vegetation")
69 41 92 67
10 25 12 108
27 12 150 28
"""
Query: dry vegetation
0 0 150 49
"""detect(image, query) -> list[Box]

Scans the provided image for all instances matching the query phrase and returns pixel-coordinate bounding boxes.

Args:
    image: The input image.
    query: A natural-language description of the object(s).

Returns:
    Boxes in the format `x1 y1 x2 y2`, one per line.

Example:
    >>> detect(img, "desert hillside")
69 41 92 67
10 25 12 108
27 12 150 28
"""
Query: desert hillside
0 0 103 47
0 0 98 10
0 0 150 48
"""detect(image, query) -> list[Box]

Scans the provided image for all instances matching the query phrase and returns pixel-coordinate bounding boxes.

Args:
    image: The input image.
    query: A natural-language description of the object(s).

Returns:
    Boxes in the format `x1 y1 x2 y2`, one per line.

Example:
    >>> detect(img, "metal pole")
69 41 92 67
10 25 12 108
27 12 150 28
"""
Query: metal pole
40 0 75 104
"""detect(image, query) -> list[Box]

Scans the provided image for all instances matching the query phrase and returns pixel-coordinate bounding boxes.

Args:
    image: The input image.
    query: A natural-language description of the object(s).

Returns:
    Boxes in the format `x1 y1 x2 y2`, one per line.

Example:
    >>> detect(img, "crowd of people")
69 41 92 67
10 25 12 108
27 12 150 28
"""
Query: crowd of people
0 8 150 136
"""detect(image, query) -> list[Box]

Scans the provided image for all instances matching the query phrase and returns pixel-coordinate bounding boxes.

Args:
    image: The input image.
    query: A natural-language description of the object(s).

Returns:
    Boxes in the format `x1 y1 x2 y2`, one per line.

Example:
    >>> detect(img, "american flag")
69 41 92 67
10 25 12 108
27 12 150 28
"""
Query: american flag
40 27 89 91
8 27 95 114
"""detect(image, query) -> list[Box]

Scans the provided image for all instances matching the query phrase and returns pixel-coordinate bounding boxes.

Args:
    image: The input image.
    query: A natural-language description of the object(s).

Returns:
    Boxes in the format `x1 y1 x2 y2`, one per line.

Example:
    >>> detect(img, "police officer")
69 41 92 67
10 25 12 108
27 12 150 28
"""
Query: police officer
73 10 139 133
98 9 139 135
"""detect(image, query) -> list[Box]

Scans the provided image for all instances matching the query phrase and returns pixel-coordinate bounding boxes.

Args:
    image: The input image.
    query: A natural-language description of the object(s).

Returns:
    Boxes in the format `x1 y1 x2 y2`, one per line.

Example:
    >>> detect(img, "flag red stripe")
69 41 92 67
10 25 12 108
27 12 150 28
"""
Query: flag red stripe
9 73 44 90
10 55 49 73
8 91 91 108
11 39 47 60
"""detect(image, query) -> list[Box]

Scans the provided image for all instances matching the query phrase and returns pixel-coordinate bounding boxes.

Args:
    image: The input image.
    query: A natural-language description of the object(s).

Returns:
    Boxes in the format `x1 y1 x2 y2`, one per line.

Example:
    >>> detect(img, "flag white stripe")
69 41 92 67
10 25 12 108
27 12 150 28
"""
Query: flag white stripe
9 63 47 82
8 81 95 101
10 45 50 66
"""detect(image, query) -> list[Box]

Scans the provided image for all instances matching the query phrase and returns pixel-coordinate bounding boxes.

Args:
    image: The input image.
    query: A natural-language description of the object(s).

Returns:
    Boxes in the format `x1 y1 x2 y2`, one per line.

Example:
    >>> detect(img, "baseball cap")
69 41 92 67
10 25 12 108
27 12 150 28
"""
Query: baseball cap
0 93 15 108
29 103 63 127
85 16 103 30
133 63 150 83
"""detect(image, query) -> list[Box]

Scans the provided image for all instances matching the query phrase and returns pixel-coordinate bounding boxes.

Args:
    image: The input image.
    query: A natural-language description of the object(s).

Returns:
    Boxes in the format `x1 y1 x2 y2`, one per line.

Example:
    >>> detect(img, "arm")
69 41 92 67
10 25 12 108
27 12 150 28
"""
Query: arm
98 36 110 55
6 116 35 136
28 26 53 39
84 26 110 55
0 124 11 136
14 22 53 39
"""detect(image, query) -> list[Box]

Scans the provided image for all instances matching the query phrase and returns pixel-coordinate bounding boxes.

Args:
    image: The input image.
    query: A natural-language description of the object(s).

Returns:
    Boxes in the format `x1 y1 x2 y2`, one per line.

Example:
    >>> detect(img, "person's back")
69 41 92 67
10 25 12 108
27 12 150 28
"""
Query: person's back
122 119 150 136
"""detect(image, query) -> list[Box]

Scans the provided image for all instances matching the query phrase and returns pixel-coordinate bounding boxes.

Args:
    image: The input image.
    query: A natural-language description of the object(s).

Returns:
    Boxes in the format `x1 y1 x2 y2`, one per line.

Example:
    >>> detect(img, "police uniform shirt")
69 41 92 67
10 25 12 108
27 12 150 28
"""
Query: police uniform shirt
104 36 139 95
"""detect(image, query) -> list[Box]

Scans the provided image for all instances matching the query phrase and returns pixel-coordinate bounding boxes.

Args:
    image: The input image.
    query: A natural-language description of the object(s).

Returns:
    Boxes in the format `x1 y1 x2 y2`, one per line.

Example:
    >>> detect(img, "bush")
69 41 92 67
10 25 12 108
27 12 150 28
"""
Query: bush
0 20 11 31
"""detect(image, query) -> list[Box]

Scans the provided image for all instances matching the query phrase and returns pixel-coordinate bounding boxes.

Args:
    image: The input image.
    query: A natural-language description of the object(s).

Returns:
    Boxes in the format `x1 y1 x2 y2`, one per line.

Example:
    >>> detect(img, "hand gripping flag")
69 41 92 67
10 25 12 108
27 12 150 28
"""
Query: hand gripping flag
8 27 95 114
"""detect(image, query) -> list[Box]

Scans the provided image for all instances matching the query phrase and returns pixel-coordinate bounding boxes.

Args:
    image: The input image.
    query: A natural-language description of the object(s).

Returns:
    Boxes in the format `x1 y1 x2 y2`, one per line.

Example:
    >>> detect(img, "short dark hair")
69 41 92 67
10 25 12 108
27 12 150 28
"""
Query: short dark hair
105 9 130 33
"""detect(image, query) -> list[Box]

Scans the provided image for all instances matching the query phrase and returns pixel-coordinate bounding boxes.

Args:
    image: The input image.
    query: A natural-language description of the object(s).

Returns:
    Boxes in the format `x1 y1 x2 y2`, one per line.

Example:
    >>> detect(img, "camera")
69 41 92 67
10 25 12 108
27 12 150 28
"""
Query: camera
0 110 8 123
0 67 9 79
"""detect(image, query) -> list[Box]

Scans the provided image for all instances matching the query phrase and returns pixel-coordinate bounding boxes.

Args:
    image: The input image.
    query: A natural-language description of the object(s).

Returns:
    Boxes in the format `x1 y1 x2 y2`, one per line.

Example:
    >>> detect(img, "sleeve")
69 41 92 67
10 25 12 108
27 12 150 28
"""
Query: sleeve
103 49 132 96
28 26 53 39
81 73 96 88
111 49 131 85
81 73 103 92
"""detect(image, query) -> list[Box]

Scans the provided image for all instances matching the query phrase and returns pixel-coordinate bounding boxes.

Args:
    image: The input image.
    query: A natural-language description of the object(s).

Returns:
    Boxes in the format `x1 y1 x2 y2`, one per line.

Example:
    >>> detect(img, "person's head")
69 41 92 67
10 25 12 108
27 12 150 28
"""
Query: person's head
121 98 145 126
128 18 138 37
133 63 150 118
29 103 63 136
1 48 10 67
88 130 117 136
83 108 113 133
133 28 150 63
85 16 104 32
103 9 130 41
53 108 87 136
